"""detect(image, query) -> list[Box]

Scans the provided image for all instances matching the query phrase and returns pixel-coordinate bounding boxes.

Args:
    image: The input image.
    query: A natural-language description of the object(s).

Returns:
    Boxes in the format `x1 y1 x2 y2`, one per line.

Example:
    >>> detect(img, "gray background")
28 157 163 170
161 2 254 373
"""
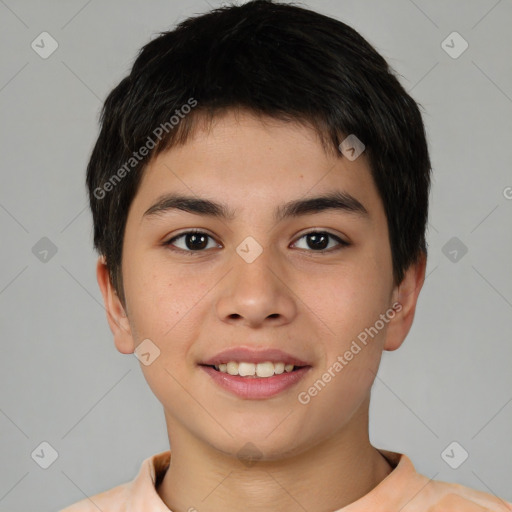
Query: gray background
1 0 511 510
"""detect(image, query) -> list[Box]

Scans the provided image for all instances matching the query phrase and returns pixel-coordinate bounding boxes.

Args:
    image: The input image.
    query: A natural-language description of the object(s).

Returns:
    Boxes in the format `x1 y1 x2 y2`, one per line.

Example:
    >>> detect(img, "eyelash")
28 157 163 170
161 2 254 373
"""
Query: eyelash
162 229 350 255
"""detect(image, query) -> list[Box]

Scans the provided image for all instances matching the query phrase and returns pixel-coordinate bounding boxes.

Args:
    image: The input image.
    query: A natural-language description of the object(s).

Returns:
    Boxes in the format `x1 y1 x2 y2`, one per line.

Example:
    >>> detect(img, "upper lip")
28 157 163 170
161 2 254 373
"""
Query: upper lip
201 347 311 367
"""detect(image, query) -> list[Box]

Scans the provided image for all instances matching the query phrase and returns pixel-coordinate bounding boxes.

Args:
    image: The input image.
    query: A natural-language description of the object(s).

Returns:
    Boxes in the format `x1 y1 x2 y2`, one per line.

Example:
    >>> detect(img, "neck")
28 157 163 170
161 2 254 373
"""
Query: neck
157 400 393 512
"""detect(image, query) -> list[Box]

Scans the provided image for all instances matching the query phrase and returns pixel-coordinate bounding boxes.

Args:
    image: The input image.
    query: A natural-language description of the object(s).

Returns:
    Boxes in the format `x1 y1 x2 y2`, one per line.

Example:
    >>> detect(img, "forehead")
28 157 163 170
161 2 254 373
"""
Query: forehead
130 110 384 224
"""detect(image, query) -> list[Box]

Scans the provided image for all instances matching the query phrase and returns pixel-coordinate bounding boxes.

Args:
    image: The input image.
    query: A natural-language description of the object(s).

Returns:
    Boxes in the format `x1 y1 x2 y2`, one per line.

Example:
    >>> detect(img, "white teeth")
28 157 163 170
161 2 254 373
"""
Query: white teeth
274 362 285 374
256 361 274 377
215 361 297 377
227 361 239 375
238 362 256 376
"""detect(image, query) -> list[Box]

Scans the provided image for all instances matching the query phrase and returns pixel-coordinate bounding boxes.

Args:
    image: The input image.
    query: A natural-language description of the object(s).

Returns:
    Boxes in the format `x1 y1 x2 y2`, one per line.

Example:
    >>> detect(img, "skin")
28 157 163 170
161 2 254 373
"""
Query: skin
97 110 426 512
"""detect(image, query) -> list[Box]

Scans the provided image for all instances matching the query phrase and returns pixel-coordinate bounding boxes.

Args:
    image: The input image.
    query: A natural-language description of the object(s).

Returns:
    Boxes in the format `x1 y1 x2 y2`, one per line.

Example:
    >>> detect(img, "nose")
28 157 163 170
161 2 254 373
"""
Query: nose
215 245 298 328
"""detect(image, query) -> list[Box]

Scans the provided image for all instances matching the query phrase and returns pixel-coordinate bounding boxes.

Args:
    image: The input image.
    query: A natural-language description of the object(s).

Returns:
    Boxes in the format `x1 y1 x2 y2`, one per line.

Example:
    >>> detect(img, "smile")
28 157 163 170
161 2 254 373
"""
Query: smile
200 363 311 399
213 361 297 378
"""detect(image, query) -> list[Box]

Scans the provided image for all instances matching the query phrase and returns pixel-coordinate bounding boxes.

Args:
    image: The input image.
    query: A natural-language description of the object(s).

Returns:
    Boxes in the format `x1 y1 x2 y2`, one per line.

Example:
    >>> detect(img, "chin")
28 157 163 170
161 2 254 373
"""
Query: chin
206 425 319 464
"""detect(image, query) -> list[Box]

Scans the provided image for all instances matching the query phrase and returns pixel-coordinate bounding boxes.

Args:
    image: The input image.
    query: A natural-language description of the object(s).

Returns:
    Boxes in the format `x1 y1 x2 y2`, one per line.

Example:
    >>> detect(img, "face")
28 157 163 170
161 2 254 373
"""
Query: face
99 110 423 461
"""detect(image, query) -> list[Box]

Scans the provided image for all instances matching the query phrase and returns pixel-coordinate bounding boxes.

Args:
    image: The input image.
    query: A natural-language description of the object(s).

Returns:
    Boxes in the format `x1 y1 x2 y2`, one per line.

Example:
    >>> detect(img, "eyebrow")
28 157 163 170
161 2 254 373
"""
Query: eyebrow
142 191 369 222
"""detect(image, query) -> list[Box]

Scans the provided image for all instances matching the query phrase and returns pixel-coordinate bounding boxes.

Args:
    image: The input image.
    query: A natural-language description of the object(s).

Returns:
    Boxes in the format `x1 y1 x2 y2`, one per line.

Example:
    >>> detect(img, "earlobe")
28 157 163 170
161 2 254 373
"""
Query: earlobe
384 253 427 352
96 256 136 354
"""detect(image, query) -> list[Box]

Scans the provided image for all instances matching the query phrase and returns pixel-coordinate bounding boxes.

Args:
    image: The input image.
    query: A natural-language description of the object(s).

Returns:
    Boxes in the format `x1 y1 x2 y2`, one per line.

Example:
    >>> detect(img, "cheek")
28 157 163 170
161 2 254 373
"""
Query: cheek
125 264 200 406
124 254 188 338
300 261 390 346
125 258 215 374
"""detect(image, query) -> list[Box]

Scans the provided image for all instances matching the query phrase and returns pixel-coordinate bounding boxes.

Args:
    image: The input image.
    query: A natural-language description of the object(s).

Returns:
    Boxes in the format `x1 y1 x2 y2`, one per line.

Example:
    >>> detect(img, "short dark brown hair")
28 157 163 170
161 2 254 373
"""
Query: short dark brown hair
86 0 431 306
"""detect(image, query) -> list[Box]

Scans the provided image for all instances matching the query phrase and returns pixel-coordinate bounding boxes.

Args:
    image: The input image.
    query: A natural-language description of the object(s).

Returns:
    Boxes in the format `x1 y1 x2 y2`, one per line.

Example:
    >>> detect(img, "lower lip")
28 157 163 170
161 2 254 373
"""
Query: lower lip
200 365 311 399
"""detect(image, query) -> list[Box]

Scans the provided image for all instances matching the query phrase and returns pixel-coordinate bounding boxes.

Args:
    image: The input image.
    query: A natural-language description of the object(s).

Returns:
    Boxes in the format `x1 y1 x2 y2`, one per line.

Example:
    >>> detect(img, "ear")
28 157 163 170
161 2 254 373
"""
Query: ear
96 256 135 354
384 252 427 352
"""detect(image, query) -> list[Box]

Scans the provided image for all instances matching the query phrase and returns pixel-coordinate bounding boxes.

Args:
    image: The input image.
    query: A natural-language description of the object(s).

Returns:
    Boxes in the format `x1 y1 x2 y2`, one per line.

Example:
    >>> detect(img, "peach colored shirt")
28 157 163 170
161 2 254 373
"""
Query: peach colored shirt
59 449 512 511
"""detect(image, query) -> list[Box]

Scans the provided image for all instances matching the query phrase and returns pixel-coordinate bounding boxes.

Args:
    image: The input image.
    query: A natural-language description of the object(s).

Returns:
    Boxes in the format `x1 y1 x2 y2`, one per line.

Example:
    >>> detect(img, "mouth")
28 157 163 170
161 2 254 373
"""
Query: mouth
198 348 312 399
201 361 307 378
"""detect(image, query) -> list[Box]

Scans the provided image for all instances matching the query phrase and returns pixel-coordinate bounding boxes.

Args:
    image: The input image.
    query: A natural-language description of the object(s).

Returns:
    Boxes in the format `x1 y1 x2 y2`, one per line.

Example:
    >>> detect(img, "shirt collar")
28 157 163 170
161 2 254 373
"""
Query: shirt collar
125 448 418 512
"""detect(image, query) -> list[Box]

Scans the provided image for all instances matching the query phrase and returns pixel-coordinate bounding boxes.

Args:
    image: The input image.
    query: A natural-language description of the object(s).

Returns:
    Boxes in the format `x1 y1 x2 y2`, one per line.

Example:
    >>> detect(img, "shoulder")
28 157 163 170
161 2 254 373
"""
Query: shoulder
418 479 512 512
57 450 171 512
365 450 512 512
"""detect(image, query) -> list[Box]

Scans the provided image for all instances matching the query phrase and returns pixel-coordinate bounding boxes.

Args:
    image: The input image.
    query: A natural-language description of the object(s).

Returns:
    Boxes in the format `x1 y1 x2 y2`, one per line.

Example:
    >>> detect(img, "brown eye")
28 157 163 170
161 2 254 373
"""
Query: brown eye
293 231 349 252
164 231 220 253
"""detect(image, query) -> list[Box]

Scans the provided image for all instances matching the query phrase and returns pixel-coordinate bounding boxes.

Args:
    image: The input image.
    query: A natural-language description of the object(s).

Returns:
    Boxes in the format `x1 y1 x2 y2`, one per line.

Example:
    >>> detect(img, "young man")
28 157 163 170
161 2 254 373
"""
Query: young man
60 1 512 510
